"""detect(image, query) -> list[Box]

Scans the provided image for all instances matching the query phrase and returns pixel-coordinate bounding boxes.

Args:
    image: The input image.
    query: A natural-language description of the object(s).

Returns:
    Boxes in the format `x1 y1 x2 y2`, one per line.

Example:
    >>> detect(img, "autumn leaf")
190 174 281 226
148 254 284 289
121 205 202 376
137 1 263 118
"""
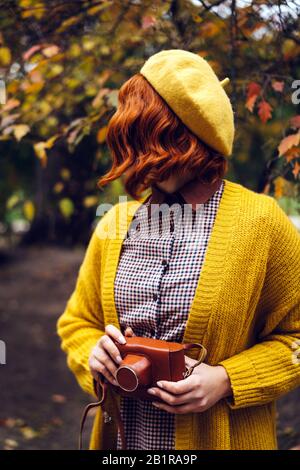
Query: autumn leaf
200 21 221 38
23 200 35 221
245 94 257 112
97 126 107 144
33 135 59 166
60 168 71 181
34 142 48 166
53 182 64 193
246 82 261 112
258 100 272 124
13 124 30 141
284 146 300 163
51 394 67 403
290 115 300 129
58 199 74 219
192 14 202 23
83 195 99 208
0 47 11 66
272 81 284 92
42 45 60 58
292 161 300 179
0 98 20 113
274 176 286 199
4 438 18 449
22 44 45 61
20 426 38 440
278 133 300 156
142 15 157 29
6 194 20 210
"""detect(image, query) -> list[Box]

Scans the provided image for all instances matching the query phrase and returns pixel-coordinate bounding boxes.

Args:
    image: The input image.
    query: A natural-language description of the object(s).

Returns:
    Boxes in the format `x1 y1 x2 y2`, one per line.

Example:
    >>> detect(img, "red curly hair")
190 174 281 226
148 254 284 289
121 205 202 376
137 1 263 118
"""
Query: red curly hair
98 73 228 200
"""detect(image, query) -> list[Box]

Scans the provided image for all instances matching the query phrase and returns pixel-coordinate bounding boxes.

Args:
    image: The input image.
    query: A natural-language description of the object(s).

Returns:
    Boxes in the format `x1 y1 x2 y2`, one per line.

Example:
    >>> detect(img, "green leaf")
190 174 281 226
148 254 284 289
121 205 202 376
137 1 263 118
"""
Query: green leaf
59 198 74 219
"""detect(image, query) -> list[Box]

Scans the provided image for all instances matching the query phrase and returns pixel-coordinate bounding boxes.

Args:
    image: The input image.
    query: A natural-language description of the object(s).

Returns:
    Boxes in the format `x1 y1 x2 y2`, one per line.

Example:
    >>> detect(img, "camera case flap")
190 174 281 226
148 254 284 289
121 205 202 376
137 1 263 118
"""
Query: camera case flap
109 336 206 401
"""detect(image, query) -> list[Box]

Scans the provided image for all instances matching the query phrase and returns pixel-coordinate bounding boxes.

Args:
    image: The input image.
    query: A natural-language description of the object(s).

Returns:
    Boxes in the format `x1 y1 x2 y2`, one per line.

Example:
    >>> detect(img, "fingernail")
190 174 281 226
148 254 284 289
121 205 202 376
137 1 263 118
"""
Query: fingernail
148 388 156 395
118 336 126 344
157 381 163 388
116 355 122 364
152 402 160 407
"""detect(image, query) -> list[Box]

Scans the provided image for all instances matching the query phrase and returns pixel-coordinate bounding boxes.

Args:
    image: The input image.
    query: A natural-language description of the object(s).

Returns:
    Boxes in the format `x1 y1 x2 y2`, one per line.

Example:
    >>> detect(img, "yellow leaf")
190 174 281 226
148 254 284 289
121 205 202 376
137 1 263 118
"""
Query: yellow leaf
0 47 11 66
274 176 286 199
34 142 47 166
23 200 35 221
48 64 63 78
45 134 59 148
97 126 107 144
33 135 58 166
68 43 81 58
22 81 44 94
83 196 98 208
82 38 95 51
57 16 81 33
13 124 30 141
192 14 202 23
59 198 74 219
53 182 64 194
42 45 60 58
6 194 20 210
60 168 71 181
20 426 38 440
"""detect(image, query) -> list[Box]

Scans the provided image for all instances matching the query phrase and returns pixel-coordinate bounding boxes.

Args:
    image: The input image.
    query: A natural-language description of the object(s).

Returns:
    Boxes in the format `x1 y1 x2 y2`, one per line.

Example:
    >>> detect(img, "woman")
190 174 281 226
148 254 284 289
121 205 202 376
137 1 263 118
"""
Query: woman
57 49 300 450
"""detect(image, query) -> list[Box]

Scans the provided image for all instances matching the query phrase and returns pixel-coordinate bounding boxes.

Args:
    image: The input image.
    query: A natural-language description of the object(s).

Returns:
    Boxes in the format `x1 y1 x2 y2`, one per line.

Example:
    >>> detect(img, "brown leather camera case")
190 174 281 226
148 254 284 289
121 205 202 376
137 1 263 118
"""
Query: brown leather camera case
79 336 207 450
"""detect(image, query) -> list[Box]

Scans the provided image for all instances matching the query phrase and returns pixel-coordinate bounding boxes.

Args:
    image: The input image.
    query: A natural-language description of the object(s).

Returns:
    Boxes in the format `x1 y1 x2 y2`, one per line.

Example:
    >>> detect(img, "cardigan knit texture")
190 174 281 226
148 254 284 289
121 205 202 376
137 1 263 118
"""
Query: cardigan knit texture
57 179 300 450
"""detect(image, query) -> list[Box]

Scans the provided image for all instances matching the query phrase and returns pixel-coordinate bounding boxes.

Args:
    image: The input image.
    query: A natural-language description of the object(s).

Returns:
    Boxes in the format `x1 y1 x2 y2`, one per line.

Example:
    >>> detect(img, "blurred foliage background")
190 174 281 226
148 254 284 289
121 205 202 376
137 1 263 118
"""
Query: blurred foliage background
0 0 299 245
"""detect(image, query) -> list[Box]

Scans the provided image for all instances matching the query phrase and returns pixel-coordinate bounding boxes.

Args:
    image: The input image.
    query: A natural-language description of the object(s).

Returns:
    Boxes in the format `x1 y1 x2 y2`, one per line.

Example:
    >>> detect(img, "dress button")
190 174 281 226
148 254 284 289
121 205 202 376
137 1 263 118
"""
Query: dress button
162 259 168 266
153 293 158 301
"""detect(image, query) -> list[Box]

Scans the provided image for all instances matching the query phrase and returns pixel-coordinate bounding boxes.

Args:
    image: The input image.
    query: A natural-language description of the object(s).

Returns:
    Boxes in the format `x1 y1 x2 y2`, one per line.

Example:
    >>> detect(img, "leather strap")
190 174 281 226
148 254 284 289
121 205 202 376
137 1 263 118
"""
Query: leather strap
78 342 207 450
183 343 207 378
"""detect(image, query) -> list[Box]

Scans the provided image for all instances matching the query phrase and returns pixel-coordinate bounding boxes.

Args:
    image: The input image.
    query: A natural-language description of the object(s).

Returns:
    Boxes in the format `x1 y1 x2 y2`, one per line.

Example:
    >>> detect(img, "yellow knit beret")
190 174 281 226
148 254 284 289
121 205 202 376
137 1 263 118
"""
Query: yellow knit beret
140 49 234 157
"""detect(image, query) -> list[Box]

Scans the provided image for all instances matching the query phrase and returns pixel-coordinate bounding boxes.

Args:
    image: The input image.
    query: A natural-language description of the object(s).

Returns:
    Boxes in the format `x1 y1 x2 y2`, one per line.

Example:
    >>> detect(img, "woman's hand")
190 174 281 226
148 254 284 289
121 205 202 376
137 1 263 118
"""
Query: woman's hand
147 356 232 414
88 324 135 386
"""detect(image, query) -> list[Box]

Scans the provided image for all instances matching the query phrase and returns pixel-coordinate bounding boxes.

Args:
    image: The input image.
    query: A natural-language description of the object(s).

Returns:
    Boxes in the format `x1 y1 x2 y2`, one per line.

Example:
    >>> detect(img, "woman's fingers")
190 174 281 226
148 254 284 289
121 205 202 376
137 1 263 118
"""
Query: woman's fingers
105 324 126 344
98 335 123 365
89 325 137 389
92 346 119 376
124 326 135 337
89 356 118 386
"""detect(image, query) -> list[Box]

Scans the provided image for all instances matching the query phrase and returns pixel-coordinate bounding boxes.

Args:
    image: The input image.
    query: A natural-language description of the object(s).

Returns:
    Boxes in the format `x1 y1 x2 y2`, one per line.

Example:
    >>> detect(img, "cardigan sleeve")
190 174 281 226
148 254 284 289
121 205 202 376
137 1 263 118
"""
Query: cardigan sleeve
218 197 300 409
56 206 116 399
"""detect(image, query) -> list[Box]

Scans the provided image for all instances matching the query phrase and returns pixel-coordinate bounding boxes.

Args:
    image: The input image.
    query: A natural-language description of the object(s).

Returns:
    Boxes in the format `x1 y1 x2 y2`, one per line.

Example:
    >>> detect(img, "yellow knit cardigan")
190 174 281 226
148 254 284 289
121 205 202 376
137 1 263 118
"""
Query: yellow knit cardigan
57 179 300 450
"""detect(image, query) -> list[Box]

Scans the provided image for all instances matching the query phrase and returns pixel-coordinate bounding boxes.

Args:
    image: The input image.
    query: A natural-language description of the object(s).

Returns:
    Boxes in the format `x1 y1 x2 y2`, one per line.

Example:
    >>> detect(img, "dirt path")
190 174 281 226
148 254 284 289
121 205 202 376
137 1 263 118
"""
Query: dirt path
0 246 299 449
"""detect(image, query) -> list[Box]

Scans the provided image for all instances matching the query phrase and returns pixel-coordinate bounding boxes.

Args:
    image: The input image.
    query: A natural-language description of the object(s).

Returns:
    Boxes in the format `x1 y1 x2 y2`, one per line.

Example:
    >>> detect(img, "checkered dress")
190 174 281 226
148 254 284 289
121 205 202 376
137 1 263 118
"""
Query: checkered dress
114 180 225 450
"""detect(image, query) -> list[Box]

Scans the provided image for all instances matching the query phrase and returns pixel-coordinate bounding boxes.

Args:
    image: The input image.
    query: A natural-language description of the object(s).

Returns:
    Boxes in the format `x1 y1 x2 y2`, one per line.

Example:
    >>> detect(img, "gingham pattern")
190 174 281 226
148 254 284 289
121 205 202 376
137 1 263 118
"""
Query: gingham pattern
114 179 225 450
